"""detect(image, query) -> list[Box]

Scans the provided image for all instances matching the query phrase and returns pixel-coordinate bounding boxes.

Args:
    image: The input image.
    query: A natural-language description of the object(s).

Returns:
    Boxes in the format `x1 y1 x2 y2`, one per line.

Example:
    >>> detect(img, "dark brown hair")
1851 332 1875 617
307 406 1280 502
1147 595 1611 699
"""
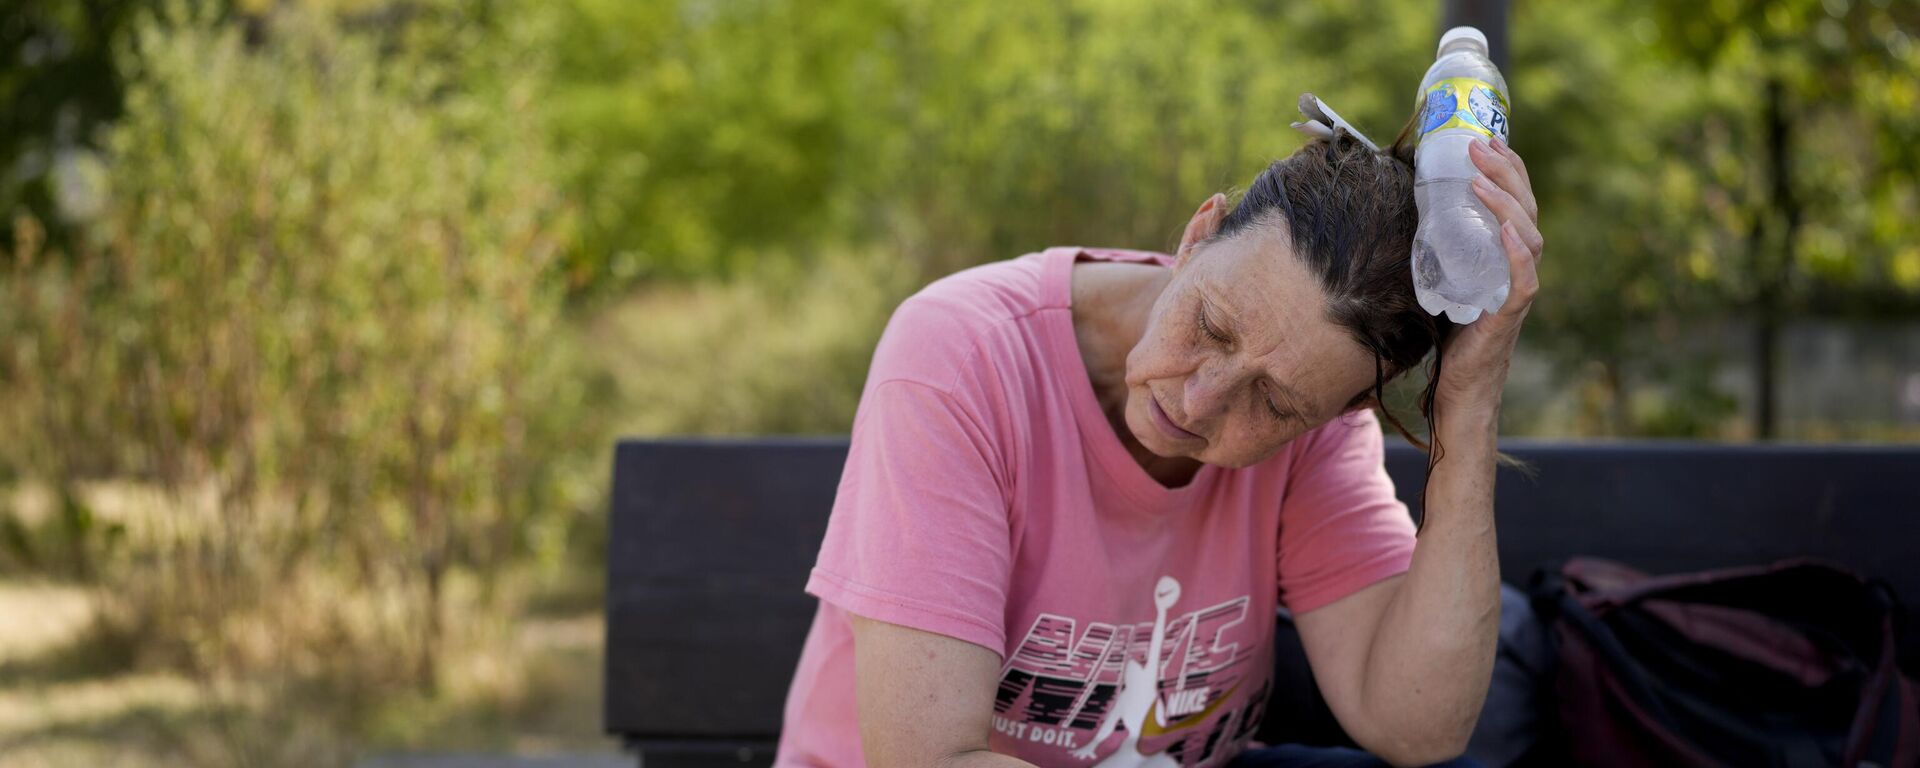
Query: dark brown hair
1209 126 1458 523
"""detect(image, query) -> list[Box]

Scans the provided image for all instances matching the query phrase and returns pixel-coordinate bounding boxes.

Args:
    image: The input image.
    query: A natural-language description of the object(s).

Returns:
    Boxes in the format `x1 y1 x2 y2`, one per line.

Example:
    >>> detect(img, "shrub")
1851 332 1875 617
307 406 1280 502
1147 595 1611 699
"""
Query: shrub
0 4 589 748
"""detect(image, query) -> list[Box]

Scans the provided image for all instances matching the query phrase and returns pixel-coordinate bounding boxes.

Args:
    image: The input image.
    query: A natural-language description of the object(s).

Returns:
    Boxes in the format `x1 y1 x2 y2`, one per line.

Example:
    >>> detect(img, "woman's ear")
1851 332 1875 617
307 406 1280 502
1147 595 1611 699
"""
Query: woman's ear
1175 193 1229 268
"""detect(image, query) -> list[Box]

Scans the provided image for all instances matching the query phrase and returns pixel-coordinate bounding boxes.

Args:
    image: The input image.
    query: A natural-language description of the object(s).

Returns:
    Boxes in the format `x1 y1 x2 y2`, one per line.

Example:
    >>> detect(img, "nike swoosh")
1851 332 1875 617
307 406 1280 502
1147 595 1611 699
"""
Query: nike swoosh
1138 682 1239 738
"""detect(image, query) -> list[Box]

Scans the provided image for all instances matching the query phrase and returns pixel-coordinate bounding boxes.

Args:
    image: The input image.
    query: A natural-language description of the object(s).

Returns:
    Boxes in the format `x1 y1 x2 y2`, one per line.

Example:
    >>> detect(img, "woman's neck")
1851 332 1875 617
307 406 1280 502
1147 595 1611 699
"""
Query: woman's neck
1069 260 1204 487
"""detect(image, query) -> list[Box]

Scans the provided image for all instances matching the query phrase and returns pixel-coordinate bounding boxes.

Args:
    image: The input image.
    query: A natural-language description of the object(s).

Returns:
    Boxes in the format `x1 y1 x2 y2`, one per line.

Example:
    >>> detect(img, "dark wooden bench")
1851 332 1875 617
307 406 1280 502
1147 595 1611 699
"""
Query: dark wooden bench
604 438 1920 766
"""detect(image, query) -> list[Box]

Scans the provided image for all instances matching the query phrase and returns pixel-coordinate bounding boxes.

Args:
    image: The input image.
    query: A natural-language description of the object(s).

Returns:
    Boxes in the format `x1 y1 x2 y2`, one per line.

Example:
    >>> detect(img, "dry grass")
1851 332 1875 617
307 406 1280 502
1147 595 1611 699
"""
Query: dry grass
0 573 613 768
0 481 614 767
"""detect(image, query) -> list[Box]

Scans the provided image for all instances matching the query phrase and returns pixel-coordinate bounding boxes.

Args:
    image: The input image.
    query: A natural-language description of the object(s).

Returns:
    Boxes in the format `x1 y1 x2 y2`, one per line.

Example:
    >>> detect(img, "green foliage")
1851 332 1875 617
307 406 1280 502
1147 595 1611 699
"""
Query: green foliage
1644 0 1920 300
0 1 591 737
590 248 919 436
538 0 1918 438
544 0 1418 285
9 0 1915 447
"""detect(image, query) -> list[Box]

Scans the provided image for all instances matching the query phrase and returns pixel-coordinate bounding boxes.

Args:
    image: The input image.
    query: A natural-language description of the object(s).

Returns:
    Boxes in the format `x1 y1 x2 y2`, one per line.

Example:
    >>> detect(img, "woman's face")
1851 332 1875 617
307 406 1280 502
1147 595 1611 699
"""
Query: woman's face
1122 212 1379 468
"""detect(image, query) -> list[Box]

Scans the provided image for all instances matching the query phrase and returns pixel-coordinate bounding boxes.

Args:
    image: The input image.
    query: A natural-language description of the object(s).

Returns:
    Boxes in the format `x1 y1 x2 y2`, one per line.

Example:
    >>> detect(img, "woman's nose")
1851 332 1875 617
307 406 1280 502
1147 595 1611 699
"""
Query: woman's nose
1182 364 1237 421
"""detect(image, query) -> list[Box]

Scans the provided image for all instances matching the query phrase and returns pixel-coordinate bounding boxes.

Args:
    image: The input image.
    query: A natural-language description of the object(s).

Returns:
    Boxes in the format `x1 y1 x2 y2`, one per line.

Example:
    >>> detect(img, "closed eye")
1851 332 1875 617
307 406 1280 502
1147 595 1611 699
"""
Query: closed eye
1196 303 1229 344
1258 382 1291 421
1198 301 1294 422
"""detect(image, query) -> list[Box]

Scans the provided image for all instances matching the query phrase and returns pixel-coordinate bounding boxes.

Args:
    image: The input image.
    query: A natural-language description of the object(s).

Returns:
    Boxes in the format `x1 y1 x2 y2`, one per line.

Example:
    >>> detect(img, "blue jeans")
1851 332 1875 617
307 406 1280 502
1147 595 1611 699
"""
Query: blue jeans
1227 743 1484 768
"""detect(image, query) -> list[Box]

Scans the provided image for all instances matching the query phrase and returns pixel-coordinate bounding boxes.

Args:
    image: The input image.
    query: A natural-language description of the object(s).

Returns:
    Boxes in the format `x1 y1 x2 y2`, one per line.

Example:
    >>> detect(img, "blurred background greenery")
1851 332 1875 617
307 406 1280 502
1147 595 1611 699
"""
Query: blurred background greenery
0 0 1914 765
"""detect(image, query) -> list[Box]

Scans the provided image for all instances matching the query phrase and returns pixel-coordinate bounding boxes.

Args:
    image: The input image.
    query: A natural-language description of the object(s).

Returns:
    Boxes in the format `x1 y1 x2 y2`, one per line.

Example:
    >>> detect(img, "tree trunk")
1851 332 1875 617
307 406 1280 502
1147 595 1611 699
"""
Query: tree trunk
1755 76 1800 440
1603 355 1631 436
1440 0 1510 70
420 557 444 694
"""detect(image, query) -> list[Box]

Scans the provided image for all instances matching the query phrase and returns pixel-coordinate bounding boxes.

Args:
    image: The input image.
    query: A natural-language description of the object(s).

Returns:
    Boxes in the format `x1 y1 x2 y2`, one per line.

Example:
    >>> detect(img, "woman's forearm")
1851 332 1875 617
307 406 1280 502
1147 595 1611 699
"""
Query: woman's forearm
1357 404 1503 766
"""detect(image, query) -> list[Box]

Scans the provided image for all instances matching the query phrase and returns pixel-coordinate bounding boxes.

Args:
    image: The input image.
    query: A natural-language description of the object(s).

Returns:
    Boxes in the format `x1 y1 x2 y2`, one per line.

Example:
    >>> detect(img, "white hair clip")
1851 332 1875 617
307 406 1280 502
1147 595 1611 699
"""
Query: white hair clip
1289 93 1381 152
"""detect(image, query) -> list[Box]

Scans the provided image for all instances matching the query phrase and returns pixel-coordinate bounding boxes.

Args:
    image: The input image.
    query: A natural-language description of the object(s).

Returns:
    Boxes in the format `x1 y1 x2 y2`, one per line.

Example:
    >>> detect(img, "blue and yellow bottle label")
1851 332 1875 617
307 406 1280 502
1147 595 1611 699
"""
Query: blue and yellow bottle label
1418 77 1509 142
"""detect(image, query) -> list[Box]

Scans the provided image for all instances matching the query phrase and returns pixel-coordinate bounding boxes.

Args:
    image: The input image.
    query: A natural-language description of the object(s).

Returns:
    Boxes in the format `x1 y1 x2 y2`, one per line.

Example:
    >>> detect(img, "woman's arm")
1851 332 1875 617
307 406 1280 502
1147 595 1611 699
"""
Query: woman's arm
1294 409 1501 767
850 614 1040 768
1294 136 1543 767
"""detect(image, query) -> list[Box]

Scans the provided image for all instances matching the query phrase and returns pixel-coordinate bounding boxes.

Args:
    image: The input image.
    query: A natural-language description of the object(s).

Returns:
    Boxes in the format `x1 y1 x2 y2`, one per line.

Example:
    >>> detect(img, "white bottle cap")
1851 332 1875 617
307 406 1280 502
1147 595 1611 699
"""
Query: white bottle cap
1437 26 1489 56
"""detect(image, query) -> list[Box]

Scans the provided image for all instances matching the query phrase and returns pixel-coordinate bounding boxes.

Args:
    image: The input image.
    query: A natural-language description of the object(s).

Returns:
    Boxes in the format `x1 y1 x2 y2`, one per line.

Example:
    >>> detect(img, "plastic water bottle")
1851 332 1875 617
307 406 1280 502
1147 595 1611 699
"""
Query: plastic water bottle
1412 26 1512 324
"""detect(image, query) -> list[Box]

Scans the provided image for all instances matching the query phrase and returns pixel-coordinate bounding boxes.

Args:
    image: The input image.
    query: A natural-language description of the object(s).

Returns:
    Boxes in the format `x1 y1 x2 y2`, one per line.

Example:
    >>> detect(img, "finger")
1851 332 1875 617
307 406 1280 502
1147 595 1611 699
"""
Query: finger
1470 139 1538 223
1497 220 1540 318
1495 138 1539 223
1492 136 1531 190
1469 139 1538 223
1472 175 1545 257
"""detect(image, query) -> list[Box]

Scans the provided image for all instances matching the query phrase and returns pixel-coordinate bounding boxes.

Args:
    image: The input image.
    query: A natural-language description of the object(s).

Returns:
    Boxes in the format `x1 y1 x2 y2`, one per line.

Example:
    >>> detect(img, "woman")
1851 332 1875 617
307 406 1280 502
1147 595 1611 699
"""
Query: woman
774 114 1544 768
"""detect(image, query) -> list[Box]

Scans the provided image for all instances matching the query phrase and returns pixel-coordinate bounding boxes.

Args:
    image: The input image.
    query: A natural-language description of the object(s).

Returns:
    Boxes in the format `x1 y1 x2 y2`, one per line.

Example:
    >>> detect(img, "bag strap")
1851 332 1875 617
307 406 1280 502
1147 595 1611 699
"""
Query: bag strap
1843 584 1915 766
1574 559 1893 660
1574 557 1851 613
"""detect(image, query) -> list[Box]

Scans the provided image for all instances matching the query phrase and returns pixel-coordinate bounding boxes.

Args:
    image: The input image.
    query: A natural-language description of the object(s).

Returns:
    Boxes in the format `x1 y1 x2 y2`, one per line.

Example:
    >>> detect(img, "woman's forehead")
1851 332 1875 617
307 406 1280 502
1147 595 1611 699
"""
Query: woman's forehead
1196 231 1330 338
1194 233 1376 399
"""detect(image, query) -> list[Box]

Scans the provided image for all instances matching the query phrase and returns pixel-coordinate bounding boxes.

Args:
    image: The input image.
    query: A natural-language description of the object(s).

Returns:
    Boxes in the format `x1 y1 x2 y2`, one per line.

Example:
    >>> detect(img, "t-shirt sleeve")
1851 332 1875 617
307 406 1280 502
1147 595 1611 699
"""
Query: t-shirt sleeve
805 378 1013 655
1276 408 1417 615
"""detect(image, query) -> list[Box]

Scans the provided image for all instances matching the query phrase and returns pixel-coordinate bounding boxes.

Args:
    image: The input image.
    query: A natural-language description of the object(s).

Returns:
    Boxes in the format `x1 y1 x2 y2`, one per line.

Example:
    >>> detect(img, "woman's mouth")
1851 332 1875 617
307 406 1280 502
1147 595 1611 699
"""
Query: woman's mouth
1149 395 1202 442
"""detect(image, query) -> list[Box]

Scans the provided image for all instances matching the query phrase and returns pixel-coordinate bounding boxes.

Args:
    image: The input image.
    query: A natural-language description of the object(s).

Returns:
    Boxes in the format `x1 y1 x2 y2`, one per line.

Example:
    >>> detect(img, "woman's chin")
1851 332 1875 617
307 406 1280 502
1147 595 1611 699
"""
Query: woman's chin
1123 401 1204 460
1128 423 1193 460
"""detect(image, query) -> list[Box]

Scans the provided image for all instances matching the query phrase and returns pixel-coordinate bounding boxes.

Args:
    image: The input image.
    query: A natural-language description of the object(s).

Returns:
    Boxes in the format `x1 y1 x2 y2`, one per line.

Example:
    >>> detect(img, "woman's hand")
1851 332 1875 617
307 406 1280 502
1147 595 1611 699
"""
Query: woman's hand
1434 136 1544 417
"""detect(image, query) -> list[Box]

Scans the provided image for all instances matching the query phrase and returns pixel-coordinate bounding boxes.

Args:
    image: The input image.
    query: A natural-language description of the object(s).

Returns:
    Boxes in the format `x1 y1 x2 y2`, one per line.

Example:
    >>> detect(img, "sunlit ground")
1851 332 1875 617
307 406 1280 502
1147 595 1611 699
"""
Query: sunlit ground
0 576 616 767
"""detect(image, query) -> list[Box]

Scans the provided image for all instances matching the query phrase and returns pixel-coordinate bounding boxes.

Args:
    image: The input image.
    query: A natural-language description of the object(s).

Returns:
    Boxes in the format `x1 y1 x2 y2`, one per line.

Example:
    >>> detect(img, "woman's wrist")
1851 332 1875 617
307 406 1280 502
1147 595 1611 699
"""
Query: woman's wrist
1432 392 1501 444
1420 395 1500 534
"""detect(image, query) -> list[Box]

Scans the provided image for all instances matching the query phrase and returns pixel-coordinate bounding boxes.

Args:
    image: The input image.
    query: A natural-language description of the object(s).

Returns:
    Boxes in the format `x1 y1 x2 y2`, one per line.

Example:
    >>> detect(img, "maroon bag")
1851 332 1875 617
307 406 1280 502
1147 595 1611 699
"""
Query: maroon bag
1530 557 1920 767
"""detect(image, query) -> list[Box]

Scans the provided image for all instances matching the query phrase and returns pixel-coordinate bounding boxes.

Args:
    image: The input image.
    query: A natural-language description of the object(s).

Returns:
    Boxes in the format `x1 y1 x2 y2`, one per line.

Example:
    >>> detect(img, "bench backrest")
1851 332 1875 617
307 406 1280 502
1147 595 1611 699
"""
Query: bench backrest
605 438 1920 757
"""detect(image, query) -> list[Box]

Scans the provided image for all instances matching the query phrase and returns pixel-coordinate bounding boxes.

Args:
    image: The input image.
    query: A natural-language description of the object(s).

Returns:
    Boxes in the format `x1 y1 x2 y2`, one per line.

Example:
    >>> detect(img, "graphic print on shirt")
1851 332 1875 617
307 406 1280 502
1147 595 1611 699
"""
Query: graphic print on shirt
992 576 1269 768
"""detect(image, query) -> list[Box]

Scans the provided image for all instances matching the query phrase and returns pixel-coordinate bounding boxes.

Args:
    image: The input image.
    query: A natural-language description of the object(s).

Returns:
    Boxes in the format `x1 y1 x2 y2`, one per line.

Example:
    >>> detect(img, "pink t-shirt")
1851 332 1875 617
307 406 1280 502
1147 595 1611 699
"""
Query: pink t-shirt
775 247 1416 768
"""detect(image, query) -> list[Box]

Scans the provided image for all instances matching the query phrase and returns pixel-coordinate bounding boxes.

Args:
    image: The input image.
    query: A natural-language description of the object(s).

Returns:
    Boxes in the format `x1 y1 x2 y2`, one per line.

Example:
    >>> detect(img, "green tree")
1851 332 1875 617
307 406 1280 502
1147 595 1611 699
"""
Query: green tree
1650 0 1920 436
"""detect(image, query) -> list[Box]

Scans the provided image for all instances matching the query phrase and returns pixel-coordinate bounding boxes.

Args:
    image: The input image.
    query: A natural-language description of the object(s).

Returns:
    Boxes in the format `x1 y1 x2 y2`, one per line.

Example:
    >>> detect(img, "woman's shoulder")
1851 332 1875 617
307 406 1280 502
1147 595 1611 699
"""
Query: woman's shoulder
867 247 1169 396
901 247 1166 321
865 251 1059 391
907 250 1057 319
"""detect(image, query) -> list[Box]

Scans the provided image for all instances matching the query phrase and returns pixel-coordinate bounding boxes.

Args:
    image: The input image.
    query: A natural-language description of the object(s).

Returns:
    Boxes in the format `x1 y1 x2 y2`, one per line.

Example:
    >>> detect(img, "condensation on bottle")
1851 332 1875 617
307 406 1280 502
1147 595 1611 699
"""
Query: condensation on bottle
1412 26 1512 324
